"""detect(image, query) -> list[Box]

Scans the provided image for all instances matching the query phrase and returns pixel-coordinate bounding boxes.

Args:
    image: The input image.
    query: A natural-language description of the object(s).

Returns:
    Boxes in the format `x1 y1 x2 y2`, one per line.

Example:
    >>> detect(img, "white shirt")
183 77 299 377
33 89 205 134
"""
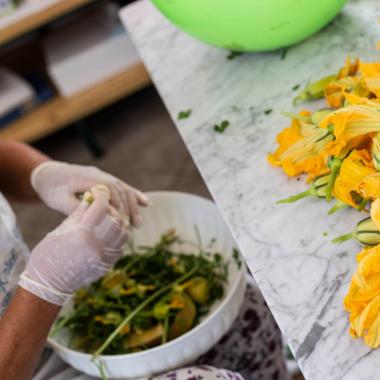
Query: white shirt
0 192 28 316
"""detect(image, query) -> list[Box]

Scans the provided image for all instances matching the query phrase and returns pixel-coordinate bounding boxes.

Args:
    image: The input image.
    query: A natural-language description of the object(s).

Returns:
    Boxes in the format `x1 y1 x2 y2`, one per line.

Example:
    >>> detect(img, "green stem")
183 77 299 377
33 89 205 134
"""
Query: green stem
358 198 369 212
327 201 349 215
94 359 108 380
93 263 199 358
194 225 203 255
326 159 342 202
331 232 355 244
49 314 73 338
277 190 311 204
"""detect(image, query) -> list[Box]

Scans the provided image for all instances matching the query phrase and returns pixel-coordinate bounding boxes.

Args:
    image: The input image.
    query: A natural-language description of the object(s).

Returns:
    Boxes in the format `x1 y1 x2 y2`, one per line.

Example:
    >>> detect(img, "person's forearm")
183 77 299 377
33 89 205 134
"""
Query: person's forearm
0 288 60 380
0 140 49 202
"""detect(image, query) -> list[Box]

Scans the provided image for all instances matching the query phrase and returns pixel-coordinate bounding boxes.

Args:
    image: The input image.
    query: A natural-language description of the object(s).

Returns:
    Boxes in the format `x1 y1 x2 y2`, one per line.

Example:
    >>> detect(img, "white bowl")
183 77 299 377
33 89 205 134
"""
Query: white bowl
48 191 247 379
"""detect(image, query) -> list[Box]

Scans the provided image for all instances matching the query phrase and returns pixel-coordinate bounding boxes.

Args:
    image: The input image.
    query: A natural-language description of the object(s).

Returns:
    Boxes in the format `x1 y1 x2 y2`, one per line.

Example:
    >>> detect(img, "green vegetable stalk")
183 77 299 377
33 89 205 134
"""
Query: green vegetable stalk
277 173 330 204
293 75 336 105
327 200 349 215
332 217 380 246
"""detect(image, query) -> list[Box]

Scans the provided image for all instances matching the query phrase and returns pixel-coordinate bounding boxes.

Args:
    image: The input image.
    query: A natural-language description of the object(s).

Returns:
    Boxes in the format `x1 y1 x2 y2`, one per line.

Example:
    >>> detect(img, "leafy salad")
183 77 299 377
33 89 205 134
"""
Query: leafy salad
51 230 232 357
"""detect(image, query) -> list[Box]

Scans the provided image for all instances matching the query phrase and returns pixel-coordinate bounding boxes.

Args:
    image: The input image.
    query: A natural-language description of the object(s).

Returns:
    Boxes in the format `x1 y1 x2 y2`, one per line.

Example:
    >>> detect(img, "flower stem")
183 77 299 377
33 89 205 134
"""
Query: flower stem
93 263 199 358
326 158 342 202
277 190 311 204
49 314 72 338
328 201 349 215
358 198 369 212
331 232 355 244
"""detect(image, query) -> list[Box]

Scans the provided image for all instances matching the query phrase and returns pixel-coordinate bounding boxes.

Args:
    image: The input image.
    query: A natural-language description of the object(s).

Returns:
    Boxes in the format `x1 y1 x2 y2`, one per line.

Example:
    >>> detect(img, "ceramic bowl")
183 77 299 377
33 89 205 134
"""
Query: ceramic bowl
48 191 247 379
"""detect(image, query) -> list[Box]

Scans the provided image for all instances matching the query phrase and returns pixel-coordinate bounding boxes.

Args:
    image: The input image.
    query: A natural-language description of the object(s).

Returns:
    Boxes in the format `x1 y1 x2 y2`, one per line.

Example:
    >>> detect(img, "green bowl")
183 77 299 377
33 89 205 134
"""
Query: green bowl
151 0 347 52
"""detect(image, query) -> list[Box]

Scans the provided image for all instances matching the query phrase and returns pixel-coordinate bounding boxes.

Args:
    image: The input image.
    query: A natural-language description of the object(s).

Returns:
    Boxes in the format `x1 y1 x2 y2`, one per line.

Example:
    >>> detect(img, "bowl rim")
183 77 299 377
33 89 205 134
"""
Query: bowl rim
48 190 246 360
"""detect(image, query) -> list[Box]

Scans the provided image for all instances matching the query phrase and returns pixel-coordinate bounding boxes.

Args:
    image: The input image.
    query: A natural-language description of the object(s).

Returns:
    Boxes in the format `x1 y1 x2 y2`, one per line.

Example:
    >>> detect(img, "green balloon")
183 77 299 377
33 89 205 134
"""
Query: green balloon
151 0 347 52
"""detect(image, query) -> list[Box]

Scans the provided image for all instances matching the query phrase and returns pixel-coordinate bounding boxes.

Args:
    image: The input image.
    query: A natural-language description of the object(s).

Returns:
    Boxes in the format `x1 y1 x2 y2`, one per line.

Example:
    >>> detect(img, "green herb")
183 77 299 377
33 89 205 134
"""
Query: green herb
227 51 243 60
264 109 273 115
214 120 230 133
178 109 192 120
322 232 328 237
281 48 288 60
286 346 295 360
52 231 229 357
232 248 242 269
292 84 300 91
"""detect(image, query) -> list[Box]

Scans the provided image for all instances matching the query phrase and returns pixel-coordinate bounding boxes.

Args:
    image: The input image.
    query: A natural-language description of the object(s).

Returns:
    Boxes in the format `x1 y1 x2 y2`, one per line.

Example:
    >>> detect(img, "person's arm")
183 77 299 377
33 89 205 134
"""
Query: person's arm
0 186 128 380
0 140 49 202
0 288 60 380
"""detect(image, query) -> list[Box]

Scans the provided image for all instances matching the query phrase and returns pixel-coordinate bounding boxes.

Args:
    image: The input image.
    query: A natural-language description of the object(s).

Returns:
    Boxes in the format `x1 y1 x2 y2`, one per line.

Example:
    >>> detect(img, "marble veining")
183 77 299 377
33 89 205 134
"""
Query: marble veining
120 1 380 379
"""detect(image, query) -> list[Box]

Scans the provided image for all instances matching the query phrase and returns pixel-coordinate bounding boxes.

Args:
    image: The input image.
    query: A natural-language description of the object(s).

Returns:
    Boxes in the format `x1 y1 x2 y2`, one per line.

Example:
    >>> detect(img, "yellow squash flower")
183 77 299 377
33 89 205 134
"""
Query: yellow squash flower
343 92 380 107
323 57 363 108
371 198 380 231
337 56 360 79
268 113 333 179
357 173 380 200
268 117 303 167
372 132 380 170
333 150 375 208
320 105 380 141
359 62 380 98
293 57 359 105
280 125 332 179
344 244 380 348
325 77 368 109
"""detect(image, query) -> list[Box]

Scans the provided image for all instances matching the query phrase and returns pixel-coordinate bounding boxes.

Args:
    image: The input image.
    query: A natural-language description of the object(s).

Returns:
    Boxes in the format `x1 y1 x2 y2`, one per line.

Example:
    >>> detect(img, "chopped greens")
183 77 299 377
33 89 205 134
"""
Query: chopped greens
281 48 288 60
52 230 229 356
232 248 242 269
214 120 230 133
264 109 273 115
177 109 192 120
227 51 243 60
292 84 300 91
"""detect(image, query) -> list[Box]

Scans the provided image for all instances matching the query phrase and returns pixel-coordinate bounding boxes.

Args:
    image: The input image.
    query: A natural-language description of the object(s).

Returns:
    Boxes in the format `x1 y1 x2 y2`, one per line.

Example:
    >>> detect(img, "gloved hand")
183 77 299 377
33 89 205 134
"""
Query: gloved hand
19 185 128 305
31 161 150 227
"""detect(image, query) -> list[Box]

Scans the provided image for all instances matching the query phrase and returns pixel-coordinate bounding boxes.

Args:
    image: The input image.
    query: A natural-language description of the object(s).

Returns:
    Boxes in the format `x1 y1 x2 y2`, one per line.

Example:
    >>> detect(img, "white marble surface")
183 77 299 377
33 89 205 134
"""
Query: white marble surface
120 1 380 379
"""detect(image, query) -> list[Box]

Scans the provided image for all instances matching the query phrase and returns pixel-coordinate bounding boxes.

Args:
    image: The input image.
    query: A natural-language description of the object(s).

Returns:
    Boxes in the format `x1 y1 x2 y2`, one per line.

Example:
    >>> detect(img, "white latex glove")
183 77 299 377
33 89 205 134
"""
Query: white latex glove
31 161 150 227
19 185 128 305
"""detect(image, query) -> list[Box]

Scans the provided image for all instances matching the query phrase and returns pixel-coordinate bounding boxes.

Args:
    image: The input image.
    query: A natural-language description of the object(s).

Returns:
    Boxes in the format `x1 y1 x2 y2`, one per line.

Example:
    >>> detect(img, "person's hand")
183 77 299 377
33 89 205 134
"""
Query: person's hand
31 161 150 227
19 185 128 305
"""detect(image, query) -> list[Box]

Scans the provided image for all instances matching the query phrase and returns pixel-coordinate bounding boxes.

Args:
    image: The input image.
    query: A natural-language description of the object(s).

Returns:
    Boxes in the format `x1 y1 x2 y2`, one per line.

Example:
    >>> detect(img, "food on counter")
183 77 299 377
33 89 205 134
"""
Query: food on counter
268 37 380 348
51 230 229 356
214 120 230 133
177 109 192 120
227 51 243 60
277 173 330 204
332 217 380 246
344 244 380 348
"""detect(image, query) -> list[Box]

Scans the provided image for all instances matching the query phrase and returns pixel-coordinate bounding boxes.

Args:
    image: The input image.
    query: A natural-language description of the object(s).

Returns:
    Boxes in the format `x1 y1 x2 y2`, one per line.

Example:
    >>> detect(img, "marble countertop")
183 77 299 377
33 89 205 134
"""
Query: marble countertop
120 1 380 379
